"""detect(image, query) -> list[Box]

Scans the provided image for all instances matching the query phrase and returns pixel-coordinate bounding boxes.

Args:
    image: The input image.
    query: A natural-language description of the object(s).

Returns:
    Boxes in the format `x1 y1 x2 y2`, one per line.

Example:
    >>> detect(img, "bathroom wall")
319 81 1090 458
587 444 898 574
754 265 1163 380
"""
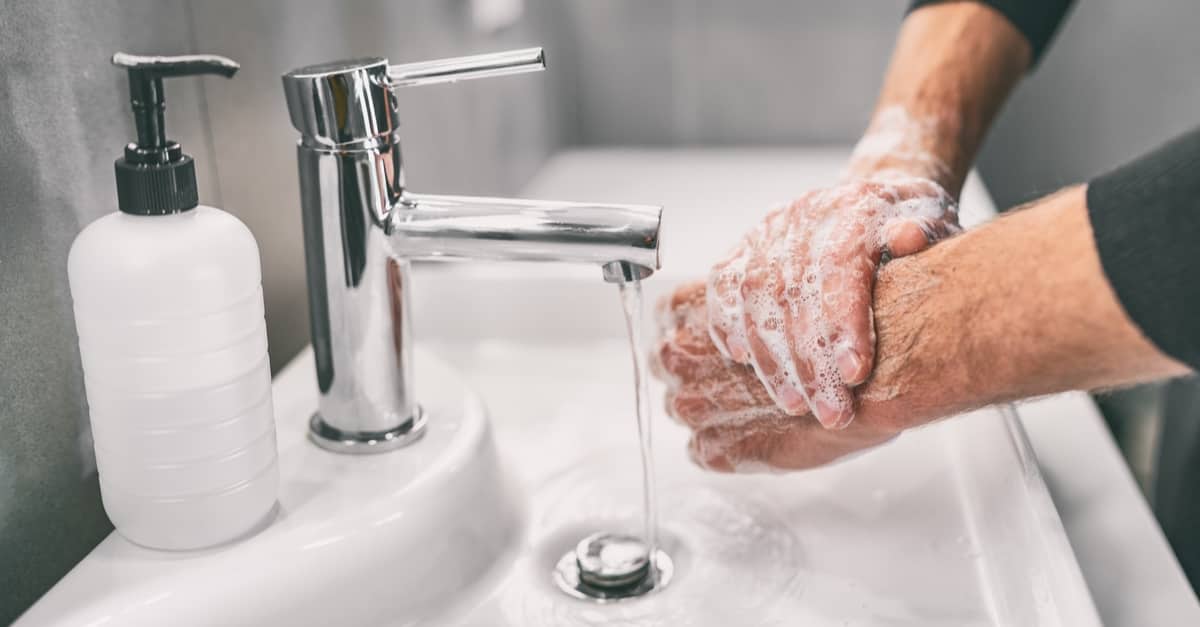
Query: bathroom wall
557 1 909 146
557 0 1200 208
0 2 216 621
977 0 1200 208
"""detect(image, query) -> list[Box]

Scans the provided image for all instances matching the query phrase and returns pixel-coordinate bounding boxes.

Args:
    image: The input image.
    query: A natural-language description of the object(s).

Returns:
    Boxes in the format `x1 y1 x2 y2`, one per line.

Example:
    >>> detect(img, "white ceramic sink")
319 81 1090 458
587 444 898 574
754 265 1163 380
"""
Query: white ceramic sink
21 341 1099 626
17 348 524 626
20 148 1103 626
431 339 1101 626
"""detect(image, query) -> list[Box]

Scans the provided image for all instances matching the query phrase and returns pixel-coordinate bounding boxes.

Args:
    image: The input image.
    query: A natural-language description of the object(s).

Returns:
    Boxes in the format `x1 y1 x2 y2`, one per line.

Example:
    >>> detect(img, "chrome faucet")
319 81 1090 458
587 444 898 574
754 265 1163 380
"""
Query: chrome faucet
281 48 662 454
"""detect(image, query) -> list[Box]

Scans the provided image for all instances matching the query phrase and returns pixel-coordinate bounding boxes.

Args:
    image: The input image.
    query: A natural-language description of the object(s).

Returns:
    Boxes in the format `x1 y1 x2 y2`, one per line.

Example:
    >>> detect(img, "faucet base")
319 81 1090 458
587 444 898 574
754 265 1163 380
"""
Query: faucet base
307 407 427 454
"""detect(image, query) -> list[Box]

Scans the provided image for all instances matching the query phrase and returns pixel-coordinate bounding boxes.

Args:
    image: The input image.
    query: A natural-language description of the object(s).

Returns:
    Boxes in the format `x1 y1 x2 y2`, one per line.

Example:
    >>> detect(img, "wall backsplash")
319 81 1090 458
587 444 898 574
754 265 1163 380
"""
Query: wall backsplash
0 1 211 621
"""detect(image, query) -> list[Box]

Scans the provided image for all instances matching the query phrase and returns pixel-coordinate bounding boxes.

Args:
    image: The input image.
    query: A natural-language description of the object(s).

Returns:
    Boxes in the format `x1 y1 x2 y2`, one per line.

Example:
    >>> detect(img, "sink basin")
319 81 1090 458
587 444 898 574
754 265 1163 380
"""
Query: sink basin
21 148 1100 626
20 342 1099 627
428 339 1101 626
17 348 524 626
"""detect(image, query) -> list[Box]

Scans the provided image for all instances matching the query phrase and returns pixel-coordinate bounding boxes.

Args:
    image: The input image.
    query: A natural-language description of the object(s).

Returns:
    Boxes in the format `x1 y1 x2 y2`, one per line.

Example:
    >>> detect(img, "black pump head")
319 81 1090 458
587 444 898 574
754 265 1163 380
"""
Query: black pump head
111 52 239 215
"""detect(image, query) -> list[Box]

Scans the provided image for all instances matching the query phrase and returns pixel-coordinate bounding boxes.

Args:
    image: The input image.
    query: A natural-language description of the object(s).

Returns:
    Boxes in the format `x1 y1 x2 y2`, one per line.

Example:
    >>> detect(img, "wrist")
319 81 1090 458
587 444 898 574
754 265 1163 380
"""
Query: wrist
844 106 968 195
855 235 989 435
855 185 1188 438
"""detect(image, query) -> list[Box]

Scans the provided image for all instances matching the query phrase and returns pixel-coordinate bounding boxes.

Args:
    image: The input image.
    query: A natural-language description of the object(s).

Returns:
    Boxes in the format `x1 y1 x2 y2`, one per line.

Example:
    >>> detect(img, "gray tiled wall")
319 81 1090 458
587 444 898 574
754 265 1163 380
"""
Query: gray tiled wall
979 0 1200 207
0 2 214 621
560 0 1200 209
560 1 909 145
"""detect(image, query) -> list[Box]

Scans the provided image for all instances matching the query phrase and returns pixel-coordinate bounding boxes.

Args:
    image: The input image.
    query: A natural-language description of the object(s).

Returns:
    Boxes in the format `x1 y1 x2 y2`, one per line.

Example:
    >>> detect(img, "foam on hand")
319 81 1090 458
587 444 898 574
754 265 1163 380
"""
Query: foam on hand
704 109 960 430
844 105 954 183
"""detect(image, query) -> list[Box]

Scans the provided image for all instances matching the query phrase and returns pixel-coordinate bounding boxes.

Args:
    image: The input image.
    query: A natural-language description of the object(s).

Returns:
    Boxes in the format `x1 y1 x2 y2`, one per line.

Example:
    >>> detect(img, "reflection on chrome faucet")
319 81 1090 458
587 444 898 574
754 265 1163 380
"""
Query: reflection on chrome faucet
282 48 662 454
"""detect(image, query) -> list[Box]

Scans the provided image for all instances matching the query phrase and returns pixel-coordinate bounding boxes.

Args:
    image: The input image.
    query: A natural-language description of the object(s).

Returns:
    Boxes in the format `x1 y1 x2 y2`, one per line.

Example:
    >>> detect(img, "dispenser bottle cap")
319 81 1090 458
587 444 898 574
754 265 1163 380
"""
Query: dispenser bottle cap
111 53 239 215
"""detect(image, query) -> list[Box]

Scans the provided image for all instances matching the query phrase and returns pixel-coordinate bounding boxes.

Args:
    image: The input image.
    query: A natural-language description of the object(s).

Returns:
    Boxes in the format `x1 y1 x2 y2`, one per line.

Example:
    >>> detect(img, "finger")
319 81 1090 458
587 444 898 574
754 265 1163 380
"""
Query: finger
740 211 812 415
883 219 932 257
669 393 718 429
688 433 734 473
663 390 687 425
882 207 960 258
689 419 790 473
655 333 730 387
776 217 825 421
667 345 790 432
687 436 730 472
691 418 893 473
793 262 856 429
655 282 702 345
806 312 859 430
780 214 866 428
663 281 706 323
707 242 754 362
677 379 785 430
707 205 787 363
819 253 876 386
742 283 813 416
651 331 686 384
704 364 777 412
654 292 680 339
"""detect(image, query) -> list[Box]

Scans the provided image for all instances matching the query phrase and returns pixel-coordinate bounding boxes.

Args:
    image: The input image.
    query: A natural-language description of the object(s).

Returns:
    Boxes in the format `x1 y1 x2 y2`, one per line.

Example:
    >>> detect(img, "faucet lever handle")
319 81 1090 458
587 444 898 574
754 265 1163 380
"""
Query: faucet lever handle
386 47 545 88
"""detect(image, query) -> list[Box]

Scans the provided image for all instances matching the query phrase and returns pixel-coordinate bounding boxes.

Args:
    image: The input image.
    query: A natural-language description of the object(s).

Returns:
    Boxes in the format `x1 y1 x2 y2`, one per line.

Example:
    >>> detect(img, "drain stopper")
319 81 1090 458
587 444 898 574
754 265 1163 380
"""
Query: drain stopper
552 532 674 602
575 533 650 588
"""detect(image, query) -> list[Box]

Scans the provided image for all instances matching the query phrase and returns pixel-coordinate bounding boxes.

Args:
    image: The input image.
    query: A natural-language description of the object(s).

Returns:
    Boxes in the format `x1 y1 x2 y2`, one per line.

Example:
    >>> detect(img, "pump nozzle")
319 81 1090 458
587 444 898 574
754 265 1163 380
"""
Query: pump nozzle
110 52 239 215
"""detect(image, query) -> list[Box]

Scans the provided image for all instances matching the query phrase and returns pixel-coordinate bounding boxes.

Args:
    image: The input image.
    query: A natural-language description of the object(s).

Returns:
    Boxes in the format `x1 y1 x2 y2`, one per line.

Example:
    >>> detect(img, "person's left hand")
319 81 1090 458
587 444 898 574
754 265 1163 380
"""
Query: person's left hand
653 281 899 472
705 177 957 431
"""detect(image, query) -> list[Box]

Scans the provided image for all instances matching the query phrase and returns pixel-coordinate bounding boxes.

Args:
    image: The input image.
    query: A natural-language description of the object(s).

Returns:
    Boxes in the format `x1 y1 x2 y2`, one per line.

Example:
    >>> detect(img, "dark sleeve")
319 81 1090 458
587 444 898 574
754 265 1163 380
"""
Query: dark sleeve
1088 127 1200 370
908 0 1074 66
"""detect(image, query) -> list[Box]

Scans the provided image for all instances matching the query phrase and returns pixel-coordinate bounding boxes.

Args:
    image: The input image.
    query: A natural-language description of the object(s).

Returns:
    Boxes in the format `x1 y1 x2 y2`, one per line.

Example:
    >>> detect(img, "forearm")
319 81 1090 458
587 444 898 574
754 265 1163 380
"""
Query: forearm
659 186 1190 472
861 186 1191 432
846 3 1031 197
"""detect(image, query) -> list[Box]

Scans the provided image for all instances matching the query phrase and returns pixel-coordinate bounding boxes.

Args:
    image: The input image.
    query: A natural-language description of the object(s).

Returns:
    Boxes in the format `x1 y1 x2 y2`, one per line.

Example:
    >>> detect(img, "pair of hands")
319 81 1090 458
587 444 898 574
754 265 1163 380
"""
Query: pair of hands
652 176 960 472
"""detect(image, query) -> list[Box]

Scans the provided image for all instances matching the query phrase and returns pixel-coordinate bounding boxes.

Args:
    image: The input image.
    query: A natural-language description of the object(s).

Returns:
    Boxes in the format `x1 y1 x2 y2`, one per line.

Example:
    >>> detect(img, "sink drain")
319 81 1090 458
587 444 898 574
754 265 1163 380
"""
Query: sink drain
553 532 673 602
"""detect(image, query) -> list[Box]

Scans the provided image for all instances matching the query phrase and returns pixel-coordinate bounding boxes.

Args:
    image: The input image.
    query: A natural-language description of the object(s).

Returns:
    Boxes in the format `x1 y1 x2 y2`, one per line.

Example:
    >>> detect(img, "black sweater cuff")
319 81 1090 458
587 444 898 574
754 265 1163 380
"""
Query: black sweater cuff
908 0 1074 66
1088 127 1200 371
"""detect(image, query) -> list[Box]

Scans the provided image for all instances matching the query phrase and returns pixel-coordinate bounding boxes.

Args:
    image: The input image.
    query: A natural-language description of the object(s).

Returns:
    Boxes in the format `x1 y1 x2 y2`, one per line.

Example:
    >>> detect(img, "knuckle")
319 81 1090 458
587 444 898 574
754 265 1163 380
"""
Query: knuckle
657 341 684 374
738 432 781 467
664 395 682 424
673 396 716 429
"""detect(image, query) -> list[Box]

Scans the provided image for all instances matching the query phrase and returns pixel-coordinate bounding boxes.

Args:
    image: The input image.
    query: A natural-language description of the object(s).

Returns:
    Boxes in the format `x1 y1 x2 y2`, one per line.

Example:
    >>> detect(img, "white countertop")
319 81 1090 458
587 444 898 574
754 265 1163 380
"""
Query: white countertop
1018 393 1199 625
407 147 1198 625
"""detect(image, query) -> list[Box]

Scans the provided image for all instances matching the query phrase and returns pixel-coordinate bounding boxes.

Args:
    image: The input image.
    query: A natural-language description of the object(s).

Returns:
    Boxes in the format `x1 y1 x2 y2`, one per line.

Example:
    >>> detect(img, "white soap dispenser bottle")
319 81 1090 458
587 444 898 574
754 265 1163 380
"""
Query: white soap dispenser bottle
67 53 278 550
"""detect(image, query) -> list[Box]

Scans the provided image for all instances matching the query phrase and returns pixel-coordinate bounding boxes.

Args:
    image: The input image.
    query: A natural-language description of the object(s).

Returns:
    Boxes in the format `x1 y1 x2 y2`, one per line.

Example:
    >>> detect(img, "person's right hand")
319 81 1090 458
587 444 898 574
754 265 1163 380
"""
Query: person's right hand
706 176 958 429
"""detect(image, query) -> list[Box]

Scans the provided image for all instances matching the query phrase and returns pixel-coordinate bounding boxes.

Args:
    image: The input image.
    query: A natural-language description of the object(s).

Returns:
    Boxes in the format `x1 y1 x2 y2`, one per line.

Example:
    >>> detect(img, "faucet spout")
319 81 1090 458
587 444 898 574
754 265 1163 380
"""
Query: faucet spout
390 193 661 277
283 48 667 454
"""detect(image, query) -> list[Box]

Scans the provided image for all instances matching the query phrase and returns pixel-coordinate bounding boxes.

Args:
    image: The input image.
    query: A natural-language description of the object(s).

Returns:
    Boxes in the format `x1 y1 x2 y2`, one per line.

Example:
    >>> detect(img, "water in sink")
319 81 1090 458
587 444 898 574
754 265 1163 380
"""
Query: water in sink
533 278 810 622
552 278 671 602
493 453 804 625
619 279 660 582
